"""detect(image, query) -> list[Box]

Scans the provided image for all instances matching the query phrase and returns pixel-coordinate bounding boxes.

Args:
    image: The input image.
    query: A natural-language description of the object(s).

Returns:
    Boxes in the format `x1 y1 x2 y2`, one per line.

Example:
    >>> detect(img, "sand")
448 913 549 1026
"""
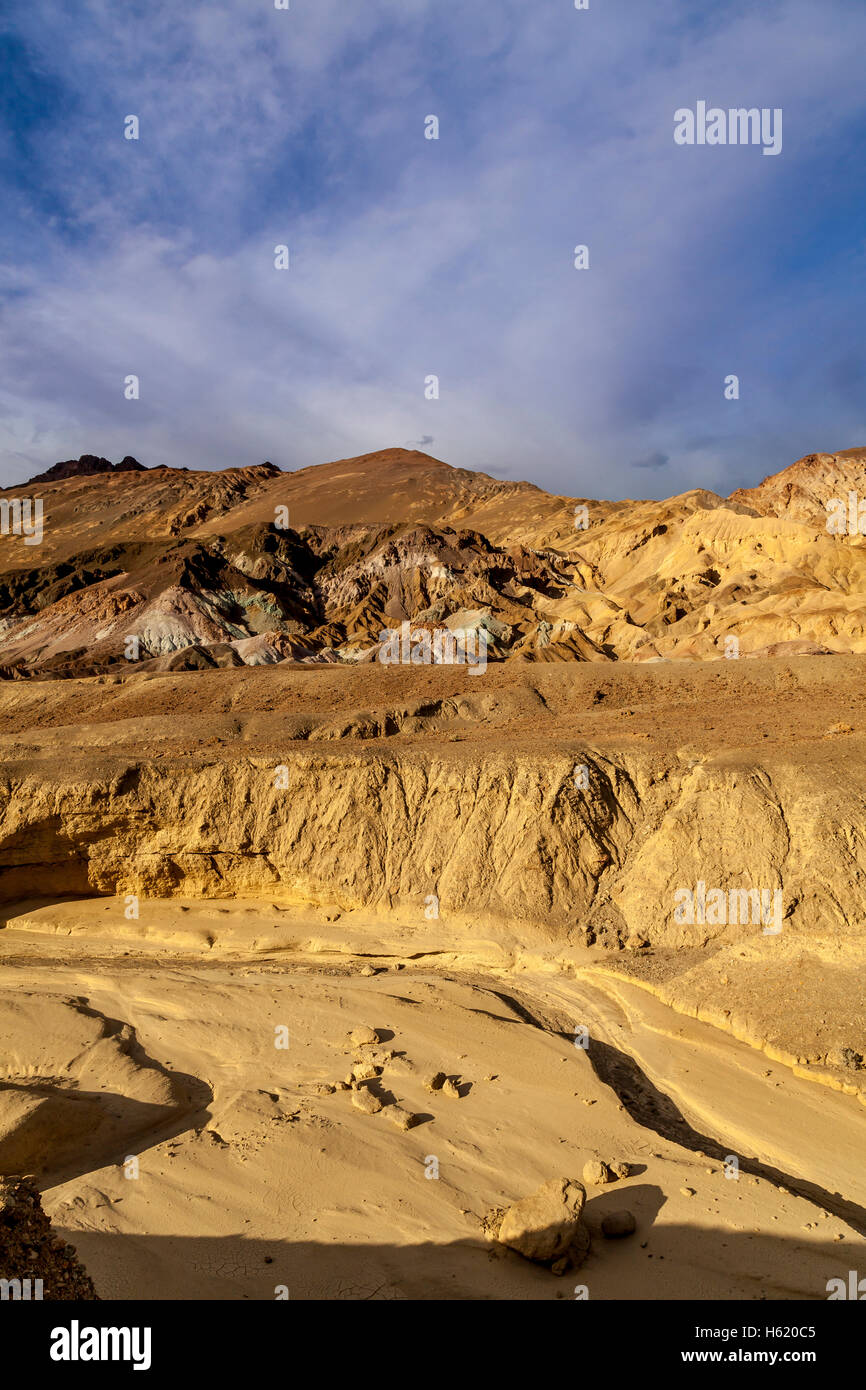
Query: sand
0 899 862 1300
1 446 866 1300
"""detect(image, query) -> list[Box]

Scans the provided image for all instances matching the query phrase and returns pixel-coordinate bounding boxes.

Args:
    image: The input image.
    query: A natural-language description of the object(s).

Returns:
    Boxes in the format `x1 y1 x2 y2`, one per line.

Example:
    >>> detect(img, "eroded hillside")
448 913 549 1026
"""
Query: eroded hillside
2 446 866 675
1 657 863 1097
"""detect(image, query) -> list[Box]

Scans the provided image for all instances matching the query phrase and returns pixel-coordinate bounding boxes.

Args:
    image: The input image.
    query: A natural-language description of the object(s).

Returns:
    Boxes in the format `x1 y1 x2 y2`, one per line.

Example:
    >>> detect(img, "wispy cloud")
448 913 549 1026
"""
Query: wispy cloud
1 0 864 497
632 451 670 471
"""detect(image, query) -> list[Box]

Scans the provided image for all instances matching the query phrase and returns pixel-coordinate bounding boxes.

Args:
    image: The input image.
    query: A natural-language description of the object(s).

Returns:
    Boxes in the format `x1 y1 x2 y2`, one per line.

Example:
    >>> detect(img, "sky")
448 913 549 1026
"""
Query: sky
0 0 864 499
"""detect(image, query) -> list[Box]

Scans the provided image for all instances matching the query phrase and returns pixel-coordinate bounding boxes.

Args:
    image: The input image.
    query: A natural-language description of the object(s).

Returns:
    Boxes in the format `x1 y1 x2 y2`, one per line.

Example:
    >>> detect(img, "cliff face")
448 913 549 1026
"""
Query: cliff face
0 740 861 952
1 655 863 1085
0 751 630 930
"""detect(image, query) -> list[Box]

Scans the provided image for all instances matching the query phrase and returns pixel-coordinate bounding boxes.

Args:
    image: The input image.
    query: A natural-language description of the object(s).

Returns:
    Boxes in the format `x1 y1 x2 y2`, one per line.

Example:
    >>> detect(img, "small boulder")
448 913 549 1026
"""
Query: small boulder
424 1071 447 1092
582 1158 614 1186
388 1055 416 1075
369 1050 394 1067
498 1178 586 1263
386 1106 418 1132
351 1060 380 1082
349 1026 380 1047
351 1087 382 1115
612 1161 631 1180
601 1210 636 1239
441 1078 461 1099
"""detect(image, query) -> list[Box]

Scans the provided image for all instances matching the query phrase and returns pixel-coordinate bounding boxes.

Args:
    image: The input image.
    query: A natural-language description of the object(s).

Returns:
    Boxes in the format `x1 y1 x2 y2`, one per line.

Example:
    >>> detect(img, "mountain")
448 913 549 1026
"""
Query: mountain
0 445 863 677
729 447 866 521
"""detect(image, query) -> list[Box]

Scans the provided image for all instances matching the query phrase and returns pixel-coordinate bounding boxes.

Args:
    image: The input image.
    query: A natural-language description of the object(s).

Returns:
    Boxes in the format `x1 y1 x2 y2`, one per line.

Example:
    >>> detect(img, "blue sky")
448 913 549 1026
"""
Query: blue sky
0 0 864 498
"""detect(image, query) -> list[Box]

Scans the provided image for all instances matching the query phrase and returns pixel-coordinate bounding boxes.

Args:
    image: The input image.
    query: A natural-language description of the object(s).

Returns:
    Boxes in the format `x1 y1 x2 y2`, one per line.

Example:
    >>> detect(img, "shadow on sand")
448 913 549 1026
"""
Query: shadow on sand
51 1190 866 1302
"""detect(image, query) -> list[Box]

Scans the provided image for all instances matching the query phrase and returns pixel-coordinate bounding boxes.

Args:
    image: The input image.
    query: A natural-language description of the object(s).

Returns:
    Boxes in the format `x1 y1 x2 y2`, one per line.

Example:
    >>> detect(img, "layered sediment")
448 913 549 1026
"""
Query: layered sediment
0 657 863 1093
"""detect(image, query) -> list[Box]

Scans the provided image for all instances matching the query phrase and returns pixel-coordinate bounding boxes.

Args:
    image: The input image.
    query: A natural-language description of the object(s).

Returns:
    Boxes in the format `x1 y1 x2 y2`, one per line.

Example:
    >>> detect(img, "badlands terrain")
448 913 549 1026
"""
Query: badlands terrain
0 446 865 1300
3 443 866 675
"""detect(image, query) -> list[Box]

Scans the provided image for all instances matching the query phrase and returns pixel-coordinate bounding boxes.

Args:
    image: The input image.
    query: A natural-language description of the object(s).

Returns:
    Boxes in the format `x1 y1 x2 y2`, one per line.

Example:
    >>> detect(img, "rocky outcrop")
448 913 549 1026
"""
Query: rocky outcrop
0 1178 98 1299
26 454 146 485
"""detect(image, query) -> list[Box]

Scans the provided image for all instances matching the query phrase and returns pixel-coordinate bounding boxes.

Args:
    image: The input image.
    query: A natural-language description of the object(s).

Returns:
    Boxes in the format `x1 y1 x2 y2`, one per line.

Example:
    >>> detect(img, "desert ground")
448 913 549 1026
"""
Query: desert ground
1 448 865 1299
1 654 864 1299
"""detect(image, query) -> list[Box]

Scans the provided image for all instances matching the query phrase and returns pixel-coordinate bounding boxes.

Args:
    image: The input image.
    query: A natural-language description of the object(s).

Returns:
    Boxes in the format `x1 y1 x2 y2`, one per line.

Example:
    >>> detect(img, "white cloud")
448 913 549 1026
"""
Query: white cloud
1 0 865 495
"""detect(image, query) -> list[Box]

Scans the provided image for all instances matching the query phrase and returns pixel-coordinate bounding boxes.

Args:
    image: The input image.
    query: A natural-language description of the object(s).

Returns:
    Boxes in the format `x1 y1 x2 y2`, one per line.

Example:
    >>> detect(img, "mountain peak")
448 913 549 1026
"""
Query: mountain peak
26 454 146 486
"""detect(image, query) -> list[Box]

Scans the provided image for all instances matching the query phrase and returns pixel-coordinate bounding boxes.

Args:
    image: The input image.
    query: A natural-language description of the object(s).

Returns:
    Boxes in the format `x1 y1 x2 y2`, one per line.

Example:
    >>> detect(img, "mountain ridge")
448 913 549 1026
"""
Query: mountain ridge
1 444 864 677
